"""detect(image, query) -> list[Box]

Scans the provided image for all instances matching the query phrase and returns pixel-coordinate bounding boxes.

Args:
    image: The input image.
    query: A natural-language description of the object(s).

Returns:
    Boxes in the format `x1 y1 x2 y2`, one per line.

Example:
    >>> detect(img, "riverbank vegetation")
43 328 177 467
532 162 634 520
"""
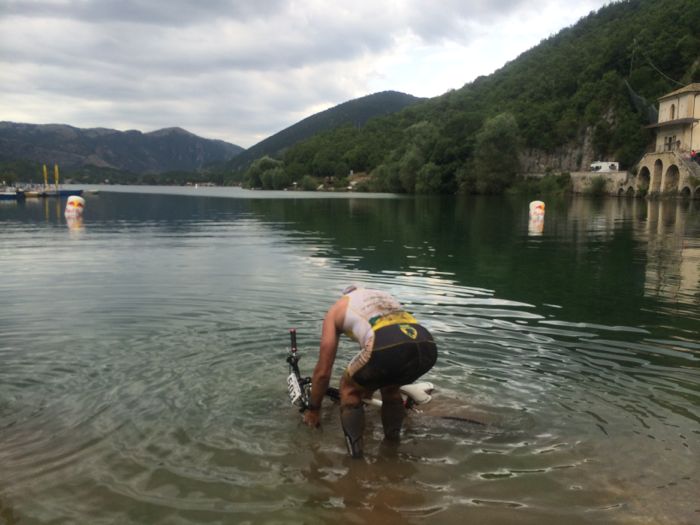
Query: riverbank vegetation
509 173 573 197
0 159 224 187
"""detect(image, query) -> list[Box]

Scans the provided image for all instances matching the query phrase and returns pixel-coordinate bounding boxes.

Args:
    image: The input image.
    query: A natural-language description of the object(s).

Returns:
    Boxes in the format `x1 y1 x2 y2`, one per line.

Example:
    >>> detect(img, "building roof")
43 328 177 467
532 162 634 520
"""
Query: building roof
646 117 698 129
658 83 700 100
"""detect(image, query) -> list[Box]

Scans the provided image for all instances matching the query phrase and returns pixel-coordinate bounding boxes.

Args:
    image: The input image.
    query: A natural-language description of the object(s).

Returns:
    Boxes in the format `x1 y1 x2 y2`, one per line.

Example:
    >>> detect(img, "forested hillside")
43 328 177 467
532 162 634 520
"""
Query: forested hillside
224 91 422 176
0 123 243 184
236 0 700 194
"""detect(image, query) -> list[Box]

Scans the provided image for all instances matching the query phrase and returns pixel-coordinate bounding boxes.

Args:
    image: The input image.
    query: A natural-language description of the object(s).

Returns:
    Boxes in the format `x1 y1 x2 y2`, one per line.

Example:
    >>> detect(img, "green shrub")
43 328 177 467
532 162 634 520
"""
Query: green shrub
353 179 371 192
509 172 572 195
300 175 318 191
588 175 607 195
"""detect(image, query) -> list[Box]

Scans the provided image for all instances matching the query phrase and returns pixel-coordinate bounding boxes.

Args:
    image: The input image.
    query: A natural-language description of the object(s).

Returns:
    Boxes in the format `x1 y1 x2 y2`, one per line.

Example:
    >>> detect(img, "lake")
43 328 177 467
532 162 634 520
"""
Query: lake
1 186 698 524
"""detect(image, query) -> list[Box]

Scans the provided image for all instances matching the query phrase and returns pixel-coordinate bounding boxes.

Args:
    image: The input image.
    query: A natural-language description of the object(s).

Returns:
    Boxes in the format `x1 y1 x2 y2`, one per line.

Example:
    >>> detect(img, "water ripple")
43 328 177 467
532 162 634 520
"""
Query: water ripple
1 191 698 524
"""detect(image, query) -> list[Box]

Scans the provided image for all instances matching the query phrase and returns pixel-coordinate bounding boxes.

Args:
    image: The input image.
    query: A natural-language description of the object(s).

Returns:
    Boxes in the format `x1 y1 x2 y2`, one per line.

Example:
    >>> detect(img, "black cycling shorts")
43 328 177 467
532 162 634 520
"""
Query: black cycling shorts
351 323 437 391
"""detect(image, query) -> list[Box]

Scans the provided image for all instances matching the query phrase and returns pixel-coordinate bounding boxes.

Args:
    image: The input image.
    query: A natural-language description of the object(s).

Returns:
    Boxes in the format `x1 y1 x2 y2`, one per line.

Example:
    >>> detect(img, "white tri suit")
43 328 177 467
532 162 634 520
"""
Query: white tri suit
341 288 437 391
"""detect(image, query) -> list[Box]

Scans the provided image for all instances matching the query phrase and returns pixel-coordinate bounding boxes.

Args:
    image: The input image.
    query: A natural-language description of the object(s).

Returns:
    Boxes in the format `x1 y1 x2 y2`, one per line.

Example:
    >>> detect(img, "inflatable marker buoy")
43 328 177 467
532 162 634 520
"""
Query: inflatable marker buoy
529 200 545 216
65 196 85 218
528 200 545 236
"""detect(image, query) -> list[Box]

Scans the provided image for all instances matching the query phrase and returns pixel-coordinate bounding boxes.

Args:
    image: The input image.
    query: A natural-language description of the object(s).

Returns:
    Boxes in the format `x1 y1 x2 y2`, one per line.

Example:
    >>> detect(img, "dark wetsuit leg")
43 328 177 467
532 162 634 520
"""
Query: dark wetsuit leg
380 393 405 441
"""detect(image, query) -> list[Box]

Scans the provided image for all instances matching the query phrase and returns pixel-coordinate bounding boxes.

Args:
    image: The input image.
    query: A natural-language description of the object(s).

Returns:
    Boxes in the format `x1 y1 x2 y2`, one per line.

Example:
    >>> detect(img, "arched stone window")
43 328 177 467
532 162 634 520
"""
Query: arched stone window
663 164 680 193
638 166 651 192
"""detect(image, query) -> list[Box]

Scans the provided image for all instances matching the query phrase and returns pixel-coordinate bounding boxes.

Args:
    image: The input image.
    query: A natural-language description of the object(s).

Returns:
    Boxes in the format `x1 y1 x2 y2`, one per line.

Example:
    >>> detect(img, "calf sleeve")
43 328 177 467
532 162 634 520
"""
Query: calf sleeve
381 398 405 441
340 405 365 458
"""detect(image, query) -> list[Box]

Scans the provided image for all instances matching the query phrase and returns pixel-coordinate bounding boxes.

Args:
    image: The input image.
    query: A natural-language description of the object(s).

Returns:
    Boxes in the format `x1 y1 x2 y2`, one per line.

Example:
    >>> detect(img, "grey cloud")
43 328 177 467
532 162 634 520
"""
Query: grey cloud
401 0 536 43
1 6 394 75
0 0 609 147
6 49 363 147
2 0 287 26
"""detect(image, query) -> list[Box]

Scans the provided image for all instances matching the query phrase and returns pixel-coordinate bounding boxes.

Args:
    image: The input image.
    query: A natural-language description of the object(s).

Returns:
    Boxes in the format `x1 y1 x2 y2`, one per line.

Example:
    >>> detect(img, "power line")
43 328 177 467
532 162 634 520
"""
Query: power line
629 38 684 87
644 54 684 87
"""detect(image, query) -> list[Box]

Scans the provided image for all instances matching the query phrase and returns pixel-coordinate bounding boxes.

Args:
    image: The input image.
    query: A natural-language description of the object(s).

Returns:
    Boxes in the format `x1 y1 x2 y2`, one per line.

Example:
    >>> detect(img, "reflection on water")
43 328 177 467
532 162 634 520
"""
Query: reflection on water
552 197 700 321
66 215 85 234
0 188 698 524
639 199 700 312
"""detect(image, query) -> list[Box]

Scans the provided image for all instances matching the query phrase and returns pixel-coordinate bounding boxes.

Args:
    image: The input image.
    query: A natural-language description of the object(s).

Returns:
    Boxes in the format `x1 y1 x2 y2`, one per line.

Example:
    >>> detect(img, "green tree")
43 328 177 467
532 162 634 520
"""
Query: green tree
300 175 318 191
473 113 521 194
370 163 402 193
311 149 337 178
244 156 283 188
2 172 17 186
398 145 423 193
415 162 442 194
272 167 290 190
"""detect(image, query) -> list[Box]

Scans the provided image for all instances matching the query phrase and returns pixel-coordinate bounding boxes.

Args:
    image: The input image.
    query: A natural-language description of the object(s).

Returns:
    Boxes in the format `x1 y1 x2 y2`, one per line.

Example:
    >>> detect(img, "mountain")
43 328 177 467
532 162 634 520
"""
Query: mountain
0 122 243 174
242 0 700 193
224 91 423 174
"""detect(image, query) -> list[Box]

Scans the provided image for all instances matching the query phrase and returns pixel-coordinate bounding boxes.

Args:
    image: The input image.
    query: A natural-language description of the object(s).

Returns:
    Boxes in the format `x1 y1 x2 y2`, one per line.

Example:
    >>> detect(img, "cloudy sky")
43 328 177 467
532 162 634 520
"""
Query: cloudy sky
1 0 610 148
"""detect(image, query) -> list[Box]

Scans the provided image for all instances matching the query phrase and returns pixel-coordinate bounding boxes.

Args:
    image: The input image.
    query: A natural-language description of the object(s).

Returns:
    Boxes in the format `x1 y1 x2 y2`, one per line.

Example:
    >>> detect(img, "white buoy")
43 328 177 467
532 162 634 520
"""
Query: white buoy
65 195 85 218
529 200 545 216
528 200 545 236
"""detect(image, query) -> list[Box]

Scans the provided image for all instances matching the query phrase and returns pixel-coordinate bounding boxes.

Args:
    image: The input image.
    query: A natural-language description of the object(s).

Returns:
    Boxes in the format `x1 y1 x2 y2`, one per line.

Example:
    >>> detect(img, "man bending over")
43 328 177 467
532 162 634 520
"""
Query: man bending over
303 286 437 458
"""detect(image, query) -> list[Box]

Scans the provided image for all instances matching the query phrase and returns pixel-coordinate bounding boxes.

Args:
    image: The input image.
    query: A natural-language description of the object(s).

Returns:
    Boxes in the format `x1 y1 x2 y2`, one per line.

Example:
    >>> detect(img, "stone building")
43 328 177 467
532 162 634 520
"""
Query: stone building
631 83 700 198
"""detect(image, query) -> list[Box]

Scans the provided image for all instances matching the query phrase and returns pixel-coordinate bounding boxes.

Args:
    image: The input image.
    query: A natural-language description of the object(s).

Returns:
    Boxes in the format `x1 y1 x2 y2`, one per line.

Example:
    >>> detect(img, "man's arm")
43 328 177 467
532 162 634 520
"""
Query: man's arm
303 297 346 427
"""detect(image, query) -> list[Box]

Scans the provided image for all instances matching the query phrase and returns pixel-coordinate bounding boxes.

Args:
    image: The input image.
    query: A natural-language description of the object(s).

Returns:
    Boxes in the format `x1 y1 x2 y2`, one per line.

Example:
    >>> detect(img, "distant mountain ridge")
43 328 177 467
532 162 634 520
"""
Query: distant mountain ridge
0 122 243 174
225 90 424 173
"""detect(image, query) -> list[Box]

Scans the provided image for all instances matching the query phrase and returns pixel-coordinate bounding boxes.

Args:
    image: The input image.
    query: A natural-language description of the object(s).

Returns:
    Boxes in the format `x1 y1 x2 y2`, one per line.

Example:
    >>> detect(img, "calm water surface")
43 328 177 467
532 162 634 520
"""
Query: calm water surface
1 186 699 524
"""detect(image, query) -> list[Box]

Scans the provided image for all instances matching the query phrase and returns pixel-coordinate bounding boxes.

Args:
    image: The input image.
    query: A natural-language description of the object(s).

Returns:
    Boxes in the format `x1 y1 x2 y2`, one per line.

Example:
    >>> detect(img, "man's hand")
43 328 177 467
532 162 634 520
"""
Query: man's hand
303 408 321 428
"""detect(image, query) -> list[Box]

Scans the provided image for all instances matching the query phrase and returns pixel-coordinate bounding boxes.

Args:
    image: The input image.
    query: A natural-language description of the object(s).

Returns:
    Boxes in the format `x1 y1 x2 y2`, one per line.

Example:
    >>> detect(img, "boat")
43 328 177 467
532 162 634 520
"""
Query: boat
0 189 26 201
23 189 47 198
37 164 84 198
42 189 84 198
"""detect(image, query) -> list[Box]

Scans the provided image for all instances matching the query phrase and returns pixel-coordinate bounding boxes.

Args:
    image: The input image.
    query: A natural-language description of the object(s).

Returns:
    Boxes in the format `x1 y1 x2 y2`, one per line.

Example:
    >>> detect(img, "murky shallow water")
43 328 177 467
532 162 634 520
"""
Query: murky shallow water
1 187 698 524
